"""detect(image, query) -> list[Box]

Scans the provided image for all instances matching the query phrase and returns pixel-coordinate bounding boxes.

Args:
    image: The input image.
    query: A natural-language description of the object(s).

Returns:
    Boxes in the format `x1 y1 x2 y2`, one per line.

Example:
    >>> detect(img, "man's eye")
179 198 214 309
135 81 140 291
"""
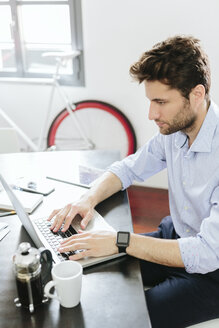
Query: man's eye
158 101 165 105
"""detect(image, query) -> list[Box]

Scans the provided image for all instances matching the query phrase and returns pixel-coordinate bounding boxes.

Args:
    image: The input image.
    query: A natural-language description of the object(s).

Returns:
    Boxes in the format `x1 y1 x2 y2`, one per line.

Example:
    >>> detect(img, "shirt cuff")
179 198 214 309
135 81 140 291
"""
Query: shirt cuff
107 161 132 190
177 237 200 273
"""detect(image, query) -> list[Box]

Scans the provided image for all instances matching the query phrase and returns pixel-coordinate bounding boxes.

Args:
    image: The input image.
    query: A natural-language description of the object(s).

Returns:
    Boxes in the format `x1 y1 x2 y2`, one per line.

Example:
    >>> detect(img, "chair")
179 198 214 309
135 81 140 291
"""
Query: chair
188 319 219 327
0 128 20 153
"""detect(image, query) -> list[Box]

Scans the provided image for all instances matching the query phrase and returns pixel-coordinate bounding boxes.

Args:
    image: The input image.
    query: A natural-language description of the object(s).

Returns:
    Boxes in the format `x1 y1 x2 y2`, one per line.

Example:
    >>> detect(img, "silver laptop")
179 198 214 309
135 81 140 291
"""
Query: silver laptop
0 174 125 268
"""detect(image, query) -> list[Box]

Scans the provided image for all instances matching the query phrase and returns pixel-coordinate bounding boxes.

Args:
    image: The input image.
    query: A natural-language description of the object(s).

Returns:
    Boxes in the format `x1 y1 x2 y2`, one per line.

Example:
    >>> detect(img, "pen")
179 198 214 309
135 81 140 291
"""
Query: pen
0 210 16 217
46 176 91 189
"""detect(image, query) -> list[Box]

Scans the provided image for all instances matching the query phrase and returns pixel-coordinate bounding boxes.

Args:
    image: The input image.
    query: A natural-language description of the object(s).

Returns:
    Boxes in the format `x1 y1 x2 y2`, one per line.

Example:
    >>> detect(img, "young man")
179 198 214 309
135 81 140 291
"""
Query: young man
48 36 219 327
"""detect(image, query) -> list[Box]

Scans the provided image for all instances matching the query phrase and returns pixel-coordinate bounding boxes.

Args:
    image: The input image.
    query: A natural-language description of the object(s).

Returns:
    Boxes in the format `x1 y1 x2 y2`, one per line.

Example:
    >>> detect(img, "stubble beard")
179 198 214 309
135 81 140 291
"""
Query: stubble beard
158 100 197 135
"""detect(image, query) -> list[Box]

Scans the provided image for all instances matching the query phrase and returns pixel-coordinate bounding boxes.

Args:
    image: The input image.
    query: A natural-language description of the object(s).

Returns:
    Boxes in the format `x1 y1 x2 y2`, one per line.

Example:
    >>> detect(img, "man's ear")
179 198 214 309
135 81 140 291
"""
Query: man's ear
189 84 206 105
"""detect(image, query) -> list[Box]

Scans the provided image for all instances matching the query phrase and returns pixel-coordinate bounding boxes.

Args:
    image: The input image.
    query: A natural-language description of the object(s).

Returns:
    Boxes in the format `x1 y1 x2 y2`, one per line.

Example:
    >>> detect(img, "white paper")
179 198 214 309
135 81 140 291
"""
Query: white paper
0 221 8 231
0 226 10 241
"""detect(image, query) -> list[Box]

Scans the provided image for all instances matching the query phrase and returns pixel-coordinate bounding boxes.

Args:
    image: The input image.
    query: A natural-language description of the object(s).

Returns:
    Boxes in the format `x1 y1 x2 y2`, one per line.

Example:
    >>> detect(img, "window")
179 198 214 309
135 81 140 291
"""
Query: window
0 0 84 85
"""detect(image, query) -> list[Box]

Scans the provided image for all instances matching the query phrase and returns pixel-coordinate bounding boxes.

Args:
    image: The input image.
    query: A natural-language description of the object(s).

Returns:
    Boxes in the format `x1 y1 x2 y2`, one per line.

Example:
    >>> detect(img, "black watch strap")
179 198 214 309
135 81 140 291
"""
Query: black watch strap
118 246 127 253
116 231 130 253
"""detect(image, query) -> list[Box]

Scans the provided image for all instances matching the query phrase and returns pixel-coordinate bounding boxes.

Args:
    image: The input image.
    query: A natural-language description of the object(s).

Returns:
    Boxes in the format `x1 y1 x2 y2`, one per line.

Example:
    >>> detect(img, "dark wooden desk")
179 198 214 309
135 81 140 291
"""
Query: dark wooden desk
0 151 151 328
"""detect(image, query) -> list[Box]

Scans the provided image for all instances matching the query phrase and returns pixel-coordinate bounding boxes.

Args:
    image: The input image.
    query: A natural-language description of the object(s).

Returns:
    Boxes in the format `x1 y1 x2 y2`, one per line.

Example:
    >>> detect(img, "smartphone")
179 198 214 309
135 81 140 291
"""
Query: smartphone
14 177 55 196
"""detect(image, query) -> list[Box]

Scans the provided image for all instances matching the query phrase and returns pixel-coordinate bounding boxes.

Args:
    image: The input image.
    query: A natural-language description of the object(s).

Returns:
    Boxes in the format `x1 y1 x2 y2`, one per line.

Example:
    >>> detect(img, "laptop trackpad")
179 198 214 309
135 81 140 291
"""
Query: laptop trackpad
71 210 115 233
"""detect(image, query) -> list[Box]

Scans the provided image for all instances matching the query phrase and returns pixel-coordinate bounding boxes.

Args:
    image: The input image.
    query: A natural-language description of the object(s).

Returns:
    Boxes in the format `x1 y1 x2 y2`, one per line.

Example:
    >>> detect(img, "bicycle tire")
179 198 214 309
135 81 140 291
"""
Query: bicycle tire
47 100 137 158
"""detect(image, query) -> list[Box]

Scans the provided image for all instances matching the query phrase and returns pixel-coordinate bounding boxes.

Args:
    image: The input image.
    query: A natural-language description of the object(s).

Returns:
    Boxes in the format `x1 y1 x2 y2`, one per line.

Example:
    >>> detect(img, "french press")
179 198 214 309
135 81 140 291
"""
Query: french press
13 242 53 313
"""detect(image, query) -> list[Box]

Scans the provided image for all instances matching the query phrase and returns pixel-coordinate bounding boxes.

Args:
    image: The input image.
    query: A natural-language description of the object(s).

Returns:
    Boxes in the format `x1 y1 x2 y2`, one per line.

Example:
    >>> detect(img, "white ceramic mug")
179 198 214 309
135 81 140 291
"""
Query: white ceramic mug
44 260 82 308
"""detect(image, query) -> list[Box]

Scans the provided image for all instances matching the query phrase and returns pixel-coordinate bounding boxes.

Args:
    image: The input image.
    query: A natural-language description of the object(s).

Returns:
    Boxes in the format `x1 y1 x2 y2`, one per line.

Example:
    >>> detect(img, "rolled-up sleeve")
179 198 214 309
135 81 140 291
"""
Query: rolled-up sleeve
108 133 167 190
178 186 219 274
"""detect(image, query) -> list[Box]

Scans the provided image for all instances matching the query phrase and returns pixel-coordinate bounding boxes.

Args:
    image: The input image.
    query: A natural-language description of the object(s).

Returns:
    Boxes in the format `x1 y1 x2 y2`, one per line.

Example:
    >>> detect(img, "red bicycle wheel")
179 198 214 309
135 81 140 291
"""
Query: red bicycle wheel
47 100 137 158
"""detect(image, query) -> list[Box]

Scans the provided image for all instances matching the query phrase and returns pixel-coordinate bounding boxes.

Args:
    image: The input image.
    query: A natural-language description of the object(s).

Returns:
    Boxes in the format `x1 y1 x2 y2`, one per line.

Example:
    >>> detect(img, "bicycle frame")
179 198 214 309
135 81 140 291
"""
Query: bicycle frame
0 51 94 152
0 105 38 151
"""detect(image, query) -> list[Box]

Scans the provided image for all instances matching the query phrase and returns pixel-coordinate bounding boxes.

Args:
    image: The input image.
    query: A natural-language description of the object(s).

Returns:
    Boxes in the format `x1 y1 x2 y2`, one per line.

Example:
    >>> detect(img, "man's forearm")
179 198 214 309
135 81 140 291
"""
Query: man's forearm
82 171 123 207
126 234 184 268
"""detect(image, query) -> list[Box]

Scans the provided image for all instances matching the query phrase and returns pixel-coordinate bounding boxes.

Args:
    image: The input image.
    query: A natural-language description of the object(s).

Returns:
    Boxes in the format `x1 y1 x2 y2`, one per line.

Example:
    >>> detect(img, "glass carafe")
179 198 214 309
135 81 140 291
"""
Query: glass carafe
13 242 52 313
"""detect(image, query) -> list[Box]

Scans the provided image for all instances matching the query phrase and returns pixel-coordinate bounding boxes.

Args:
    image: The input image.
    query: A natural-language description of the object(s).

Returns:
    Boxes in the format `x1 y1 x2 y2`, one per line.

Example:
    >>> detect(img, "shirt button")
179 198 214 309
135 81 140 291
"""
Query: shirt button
183 181 186 185
186 229 190 233
184 206 188 210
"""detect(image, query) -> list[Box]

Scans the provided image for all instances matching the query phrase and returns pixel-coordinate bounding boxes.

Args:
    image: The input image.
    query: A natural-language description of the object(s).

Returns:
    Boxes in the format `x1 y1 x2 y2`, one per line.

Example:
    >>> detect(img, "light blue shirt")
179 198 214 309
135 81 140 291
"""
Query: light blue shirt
109 101 219 274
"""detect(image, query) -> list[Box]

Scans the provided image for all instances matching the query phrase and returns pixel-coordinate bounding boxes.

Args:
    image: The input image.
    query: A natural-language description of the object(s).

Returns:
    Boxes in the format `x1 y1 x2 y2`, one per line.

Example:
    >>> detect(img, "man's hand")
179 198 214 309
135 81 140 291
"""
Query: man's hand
58 230 118 260
47 172 122 233
47 198 95 232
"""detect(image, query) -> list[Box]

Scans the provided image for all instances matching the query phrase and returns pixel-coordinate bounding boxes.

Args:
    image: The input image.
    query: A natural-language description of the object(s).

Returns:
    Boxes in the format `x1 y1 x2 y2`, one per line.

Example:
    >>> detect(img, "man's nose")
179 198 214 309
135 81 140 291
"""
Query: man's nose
148 103 160 121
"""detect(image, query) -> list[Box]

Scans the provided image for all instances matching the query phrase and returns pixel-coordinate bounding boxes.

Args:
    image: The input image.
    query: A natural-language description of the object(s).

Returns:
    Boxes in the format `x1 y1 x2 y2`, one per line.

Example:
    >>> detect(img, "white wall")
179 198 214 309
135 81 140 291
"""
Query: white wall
0 0 219 189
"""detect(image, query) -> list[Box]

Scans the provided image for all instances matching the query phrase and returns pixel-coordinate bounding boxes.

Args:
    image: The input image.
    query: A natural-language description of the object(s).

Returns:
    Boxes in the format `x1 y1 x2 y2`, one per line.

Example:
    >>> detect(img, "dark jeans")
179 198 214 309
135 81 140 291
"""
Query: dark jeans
140 216 219 328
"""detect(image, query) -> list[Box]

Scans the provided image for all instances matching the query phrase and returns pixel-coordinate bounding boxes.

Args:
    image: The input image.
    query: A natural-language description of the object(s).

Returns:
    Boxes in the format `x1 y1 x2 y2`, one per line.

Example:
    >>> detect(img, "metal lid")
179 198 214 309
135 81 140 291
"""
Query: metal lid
13 242 40 273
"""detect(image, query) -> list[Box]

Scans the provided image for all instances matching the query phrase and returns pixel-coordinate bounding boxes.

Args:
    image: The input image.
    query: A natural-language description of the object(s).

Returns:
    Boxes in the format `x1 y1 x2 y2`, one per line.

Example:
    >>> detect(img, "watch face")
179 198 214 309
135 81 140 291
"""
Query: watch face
118 231 129 244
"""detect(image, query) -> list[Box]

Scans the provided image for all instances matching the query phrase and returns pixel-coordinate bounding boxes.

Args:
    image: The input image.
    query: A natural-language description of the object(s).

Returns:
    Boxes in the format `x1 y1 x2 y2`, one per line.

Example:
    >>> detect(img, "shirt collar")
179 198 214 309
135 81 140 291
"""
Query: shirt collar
175 131 188 149
175 101 219 153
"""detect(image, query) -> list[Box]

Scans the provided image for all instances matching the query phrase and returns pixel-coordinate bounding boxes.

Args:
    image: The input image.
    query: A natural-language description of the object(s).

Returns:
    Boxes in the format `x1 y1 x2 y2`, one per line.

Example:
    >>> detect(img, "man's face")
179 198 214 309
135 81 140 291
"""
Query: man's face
144 80 197 135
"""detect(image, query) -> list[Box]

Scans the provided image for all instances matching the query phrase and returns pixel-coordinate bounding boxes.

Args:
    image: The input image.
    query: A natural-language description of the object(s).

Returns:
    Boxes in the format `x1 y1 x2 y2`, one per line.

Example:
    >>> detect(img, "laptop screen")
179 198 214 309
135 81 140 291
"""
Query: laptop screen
0 174 43 248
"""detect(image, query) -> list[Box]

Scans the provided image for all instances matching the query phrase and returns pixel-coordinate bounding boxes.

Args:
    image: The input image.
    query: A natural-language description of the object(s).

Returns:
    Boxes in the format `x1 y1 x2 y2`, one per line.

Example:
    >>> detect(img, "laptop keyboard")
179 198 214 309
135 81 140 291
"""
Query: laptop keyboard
35 218 77 261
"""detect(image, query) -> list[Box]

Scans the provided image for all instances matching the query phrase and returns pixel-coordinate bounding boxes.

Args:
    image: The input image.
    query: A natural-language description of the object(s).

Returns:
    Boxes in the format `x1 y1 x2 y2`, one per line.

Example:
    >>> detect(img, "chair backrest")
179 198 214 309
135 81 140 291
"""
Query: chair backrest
0 128 20 153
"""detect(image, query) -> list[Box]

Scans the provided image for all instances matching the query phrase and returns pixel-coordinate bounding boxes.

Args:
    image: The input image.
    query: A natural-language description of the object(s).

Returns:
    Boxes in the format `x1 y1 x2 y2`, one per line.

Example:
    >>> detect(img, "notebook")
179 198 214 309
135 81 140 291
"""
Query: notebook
0 189 43 214
0 174 125 268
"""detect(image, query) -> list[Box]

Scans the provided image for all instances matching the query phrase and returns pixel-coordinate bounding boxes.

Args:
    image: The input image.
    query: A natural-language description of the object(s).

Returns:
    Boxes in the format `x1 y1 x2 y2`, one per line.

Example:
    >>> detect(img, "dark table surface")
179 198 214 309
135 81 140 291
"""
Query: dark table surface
0 150 151 328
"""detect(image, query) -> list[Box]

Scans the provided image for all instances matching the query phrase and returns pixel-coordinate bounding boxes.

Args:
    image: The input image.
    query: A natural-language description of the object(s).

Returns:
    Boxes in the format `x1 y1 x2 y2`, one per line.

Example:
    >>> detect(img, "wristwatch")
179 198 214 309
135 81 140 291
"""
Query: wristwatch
116 231 130 253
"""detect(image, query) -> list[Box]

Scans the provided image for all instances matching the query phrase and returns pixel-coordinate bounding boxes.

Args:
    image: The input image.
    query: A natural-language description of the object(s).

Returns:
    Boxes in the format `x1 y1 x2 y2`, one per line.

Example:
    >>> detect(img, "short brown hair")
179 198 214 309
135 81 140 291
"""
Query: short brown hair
130 35 211 99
